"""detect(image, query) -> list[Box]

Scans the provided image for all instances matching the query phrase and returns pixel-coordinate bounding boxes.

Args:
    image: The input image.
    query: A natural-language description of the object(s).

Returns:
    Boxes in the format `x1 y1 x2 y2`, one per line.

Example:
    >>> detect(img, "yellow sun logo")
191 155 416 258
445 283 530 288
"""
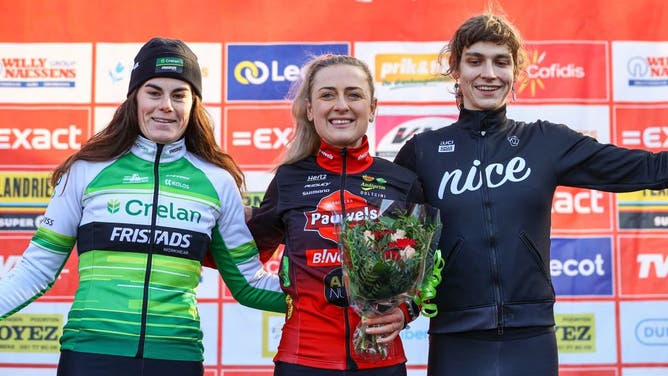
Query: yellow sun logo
518 50 547 96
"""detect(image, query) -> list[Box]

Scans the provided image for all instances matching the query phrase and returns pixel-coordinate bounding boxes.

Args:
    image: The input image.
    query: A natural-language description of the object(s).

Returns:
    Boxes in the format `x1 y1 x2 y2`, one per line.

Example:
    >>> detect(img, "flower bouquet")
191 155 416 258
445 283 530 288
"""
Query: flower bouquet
336 200 443 360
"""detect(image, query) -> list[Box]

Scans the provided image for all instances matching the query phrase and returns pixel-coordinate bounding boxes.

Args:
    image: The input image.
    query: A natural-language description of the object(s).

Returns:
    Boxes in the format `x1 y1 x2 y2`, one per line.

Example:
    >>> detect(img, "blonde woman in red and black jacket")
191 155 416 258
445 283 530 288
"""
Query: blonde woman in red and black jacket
248 55 424 376
394 13 668 376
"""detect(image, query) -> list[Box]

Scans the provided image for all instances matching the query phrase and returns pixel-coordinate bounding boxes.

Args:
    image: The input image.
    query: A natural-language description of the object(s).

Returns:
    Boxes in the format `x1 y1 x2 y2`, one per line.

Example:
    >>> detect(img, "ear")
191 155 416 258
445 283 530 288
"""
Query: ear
306 99 313 121
369 97 378 123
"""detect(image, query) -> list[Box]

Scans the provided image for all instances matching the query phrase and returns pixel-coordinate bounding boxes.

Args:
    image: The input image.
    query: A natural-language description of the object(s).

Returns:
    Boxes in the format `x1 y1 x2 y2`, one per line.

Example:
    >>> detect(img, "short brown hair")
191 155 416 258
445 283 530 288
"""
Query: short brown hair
440 13 527 82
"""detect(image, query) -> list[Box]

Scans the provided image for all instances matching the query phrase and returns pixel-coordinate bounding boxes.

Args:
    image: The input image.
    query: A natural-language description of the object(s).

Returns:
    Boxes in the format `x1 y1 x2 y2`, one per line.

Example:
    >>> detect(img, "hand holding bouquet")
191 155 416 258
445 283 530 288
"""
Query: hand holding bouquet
337 200 443 360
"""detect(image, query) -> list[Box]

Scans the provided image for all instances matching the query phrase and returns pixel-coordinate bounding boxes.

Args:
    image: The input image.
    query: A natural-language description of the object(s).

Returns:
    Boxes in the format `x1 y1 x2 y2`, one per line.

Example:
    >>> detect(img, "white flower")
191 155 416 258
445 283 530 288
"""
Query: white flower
402 246 416 260
391 229 407 241
363 230 375 242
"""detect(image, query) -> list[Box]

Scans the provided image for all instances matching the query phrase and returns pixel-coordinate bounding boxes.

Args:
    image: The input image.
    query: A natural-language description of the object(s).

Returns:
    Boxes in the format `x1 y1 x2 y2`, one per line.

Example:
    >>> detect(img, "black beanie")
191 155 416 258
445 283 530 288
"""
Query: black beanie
127 37 202 98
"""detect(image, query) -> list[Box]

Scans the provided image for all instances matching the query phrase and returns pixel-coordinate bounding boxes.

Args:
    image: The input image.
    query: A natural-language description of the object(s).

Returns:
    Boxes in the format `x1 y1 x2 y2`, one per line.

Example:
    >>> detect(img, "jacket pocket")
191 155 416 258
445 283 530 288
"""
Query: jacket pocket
519 231 555 296
441 237 464 272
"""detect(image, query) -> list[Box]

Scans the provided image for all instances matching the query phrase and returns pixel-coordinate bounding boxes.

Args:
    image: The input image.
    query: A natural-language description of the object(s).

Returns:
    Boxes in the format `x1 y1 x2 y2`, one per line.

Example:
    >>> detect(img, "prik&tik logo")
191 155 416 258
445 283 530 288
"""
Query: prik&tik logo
374 53 443 85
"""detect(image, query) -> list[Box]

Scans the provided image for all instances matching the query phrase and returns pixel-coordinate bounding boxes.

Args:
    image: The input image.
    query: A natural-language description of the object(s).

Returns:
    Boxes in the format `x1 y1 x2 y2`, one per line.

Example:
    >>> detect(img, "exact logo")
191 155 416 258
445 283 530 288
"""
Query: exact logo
615 106 668 152
552 189 605 214
225 107 294 170
0 108 90 167
0 125 82 150
232 127 291 150
621 126 668 148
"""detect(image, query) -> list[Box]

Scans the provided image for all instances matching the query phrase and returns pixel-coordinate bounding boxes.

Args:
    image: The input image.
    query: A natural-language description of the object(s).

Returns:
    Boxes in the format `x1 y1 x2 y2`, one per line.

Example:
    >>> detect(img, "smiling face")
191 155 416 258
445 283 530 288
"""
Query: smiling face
136 77 193 144
454 41 514 111
306 64 377 149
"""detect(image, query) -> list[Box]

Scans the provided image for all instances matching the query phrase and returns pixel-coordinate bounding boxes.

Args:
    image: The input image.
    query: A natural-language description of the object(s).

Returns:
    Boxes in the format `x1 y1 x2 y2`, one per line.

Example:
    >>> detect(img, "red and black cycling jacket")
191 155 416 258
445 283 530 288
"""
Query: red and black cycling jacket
246 136 424 370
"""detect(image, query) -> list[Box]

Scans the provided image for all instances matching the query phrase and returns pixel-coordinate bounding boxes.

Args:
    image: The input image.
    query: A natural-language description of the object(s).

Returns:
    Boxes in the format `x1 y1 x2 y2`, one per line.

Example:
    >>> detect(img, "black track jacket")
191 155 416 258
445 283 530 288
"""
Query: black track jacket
394 106 668 334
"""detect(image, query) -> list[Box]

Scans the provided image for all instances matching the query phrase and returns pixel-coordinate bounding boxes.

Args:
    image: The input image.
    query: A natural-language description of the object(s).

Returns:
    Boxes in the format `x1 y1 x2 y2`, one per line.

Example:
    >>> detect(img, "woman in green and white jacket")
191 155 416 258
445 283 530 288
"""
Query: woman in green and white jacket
0 37 284 376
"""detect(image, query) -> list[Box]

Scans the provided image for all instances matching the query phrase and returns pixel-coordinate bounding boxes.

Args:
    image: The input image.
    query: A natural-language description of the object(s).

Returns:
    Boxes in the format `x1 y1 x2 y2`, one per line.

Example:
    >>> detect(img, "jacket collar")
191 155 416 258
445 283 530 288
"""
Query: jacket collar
455 105 508 133
316 135 373 174
130 136 187 163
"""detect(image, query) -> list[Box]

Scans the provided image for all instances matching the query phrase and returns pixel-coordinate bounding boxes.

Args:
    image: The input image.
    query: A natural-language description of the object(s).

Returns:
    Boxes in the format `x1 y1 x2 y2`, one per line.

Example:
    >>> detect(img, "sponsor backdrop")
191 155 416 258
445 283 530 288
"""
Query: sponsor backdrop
1 0 667 375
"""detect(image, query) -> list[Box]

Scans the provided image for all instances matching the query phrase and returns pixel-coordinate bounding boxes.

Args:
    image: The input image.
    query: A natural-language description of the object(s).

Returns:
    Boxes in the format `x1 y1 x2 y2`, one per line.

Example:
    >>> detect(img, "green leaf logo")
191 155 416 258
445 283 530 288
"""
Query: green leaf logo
107 199 120 214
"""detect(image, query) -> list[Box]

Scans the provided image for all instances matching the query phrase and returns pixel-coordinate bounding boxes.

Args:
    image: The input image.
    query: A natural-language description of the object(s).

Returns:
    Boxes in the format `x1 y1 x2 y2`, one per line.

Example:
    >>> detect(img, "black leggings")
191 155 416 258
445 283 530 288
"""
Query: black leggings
427 327 558 376
57 350 203 376
274 361 406 376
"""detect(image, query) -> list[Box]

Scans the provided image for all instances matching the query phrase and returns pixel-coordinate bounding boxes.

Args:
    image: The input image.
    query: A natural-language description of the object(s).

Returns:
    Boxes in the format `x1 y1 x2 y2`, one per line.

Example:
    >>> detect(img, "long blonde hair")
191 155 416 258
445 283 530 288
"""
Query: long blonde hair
281 54 375 166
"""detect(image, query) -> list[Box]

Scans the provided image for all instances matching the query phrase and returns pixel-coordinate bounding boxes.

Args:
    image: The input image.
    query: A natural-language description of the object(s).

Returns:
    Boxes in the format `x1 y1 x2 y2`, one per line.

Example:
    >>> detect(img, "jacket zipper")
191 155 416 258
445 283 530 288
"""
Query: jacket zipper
479 128 504 335
339 147 357 370
136 143 164 357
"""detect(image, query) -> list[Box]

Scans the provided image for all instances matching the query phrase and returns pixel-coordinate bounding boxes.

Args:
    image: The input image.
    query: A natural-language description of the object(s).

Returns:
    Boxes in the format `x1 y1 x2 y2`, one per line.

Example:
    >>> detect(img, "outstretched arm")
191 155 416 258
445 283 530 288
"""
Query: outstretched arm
0 166 80 320
0 230 73 319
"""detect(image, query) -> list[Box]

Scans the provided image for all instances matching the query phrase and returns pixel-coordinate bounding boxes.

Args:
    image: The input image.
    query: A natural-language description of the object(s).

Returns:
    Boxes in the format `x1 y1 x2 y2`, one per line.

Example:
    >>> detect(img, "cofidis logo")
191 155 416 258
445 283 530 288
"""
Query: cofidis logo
517 42 608 102
226 43 349 101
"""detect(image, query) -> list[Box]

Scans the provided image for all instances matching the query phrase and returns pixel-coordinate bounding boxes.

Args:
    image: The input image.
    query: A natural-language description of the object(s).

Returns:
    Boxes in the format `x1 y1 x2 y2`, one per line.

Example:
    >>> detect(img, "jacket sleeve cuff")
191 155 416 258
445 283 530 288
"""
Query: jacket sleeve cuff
399 299 420 327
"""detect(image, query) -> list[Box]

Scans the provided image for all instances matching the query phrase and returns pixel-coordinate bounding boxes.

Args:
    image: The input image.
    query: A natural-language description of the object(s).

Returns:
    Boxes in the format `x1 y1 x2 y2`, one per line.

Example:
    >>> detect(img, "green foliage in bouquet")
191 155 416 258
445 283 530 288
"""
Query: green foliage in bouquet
340 211 439 302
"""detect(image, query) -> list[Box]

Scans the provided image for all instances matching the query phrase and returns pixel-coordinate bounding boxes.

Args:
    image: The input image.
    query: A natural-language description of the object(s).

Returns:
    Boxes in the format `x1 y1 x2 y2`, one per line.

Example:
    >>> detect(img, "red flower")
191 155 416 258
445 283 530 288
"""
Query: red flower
372 229 393 238
390 238 416 249
384 250 401 261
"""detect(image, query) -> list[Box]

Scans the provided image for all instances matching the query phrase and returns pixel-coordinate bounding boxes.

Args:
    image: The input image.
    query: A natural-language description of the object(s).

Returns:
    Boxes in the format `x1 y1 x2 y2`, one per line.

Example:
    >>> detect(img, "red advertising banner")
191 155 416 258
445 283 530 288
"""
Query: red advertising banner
1 0 667 375
224 106 292 171
0 107 90 168
518 42 609 102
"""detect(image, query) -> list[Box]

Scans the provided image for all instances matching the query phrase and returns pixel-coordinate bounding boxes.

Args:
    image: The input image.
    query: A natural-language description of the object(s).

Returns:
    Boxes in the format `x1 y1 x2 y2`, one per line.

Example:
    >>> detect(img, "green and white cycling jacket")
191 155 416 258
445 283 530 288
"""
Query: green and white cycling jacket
0 136 285 361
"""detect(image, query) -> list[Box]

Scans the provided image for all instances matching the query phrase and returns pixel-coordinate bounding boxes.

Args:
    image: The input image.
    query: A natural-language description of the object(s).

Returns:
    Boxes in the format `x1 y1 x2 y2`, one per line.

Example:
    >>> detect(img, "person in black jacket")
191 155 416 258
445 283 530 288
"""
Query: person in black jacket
248 54 425 375
393 13 668 376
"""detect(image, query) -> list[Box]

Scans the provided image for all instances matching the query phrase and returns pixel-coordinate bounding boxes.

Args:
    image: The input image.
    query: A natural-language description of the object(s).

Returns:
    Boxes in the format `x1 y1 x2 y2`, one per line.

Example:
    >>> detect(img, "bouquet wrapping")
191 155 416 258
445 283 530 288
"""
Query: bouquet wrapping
336 200 443 360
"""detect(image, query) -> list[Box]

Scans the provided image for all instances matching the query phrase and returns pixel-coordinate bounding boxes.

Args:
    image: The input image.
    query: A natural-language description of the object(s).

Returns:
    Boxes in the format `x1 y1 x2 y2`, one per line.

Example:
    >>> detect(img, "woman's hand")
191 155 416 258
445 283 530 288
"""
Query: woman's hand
362 307 406 344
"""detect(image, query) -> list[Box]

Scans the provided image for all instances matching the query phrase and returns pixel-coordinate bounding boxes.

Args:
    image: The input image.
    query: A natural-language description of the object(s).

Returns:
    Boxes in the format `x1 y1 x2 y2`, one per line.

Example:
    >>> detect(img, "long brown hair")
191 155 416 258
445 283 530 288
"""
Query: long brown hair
51 90 245 191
